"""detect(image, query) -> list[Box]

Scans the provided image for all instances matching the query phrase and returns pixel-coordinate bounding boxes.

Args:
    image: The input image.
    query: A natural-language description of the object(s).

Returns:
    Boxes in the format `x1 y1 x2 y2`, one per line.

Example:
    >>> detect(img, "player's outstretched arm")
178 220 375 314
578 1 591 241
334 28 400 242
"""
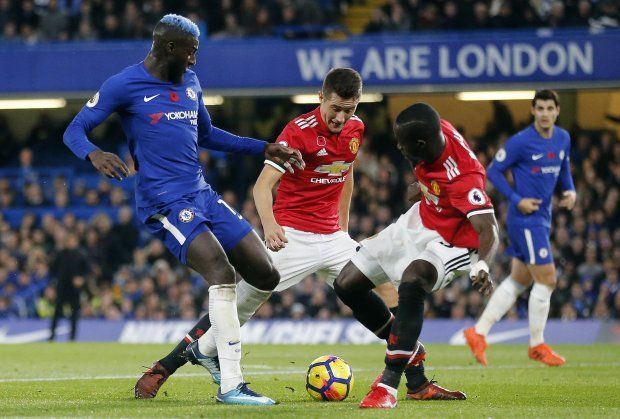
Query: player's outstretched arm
63 78 129 180
197 104 304 171
253 164 287 251
468 212 500 295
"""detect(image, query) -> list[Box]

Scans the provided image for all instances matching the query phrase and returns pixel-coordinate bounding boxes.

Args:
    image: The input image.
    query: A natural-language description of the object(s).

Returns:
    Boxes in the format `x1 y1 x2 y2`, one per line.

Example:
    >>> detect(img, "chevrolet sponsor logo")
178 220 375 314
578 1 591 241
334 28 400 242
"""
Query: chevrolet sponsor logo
314 160 352 176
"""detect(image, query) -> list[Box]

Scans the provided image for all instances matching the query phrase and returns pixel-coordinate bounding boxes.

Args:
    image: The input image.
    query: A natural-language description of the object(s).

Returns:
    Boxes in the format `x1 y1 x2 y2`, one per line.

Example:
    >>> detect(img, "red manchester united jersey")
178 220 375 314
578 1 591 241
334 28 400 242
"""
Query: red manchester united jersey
271 107 364 233
415 120 494 249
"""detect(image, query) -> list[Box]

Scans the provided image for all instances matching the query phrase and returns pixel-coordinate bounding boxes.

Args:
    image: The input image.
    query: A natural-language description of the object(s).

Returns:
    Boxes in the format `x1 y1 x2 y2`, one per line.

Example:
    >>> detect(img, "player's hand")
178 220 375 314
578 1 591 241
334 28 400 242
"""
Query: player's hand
264 144 305 173
470 260 493 295
88 150 130 181
407 182 421 203
558 190 576 210
263 222 288 251
517 198 542 215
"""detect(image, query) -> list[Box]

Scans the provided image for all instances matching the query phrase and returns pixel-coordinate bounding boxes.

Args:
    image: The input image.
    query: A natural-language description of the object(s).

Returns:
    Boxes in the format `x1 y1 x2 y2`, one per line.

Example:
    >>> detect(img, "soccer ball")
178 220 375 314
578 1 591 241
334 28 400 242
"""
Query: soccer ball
305 355 354 401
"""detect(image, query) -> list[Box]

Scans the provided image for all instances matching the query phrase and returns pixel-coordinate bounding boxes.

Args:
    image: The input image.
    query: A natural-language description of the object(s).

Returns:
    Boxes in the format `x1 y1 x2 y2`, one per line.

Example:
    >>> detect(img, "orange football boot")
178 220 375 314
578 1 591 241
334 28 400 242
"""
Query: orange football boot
134 361 171 399
528 343 566 366
406 380 467 400
464 327 488 366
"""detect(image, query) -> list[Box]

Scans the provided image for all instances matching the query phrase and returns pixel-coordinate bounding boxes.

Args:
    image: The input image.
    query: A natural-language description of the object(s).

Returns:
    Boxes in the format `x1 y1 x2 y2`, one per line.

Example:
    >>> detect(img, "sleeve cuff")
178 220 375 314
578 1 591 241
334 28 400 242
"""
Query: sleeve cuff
509 192 523 206
80 144 100 161
264 159 285 173
467 208 495 218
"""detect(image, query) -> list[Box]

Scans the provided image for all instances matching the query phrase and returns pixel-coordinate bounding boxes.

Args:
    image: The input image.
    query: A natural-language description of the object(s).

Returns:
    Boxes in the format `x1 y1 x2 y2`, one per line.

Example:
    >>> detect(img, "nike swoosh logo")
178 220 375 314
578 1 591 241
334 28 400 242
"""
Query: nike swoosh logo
532 154 544 160
228 340 240 346
144 94 160 102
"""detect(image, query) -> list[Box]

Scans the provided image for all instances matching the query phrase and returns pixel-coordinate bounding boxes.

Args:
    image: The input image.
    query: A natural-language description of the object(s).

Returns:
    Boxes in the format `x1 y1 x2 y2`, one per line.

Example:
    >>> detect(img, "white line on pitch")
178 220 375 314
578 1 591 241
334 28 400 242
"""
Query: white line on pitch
0 362 618 384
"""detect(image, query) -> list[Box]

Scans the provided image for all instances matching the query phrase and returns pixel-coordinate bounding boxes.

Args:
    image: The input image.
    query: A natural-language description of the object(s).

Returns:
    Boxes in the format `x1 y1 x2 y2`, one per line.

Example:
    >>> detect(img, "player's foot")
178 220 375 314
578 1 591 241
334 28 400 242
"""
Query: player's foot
216 382 276 405
370 343 427 389
406 380 467 400
464 327 488 366
183 340 221 384
134 361 171 399
359 385 397 409
528 343 566 366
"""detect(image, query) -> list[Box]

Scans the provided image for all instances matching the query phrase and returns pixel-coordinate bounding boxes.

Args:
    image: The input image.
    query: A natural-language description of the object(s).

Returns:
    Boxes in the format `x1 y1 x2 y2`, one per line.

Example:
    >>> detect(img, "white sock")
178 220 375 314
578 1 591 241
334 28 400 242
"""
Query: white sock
208 284 243 393
475 276 525 336
377 383 398 398
198 280 272 357
528 283 553 347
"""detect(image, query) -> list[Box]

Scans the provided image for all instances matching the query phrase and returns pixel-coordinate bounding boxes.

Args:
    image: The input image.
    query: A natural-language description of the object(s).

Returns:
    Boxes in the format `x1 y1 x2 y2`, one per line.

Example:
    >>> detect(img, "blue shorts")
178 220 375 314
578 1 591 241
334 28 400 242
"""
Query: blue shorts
138 188 253 265
506 224 553 265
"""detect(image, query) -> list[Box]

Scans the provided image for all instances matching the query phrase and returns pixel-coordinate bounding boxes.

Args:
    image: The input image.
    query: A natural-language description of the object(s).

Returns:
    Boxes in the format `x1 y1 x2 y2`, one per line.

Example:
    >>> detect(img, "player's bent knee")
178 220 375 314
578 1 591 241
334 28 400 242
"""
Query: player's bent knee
334 262 374 296
259 262 280 291
401 260 437 292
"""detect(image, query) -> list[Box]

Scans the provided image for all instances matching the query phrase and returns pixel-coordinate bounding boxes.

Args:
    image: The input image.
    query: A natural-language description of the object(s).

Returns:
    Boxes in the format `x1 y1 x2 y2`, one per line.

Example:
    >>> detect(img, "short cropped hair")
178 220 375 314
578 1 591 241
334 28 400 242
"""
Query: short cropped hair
532 90 560 107
395 103 441 142
159 14 200 38
322 68 362 100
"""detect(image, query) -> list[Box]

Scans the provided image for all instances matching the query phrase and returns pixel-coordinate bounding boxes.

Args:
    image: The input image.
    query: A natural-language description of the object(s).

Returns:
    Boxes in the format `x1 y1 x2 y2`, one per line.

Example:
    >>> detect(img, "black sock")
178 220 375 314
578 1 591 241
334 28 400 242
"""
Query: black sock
159 313 211 374
405 341 428 388
380 282 426 389
405 361 428 390
334 281 392 339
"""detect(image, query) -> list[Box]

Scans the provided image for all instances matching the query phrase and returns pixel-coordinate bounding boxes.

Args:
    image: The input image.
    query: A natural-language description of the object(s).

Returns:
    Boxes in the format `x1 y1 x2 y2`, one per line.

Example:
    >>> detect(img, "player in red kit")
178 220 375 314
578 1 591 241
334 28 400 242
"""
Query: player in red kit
185 70 456 398
333 103 499 408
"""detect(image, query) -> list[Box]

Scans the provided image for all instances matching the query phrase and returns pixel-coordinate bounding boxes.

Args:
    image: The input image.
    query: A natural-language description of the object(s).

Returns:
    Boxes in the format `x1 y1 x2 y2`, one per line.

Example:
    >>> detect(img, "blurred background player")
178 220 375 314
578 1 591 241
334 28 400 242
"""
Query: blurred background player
49 232 88 341
464 90 576 367
335 103 498 409
63 14 304 405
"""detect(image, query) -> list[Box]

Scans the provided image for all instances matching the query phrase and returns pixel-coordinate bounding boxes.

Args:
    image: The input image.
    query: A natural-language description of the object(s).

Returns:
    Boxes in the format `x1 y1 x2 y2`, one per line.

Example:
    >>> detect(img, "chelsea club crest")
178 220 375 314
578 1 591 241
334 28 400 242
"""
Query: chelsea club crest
179 208 195 223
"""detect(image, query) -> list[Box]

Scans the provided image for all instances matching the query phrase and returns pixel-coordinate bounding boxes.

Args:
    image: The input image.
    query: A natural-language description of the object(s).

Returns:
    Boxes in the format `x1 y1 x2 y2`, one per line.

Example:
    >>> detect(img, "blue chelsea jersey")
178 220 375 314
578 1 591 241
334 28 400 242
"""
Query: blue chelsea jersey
487 124 575 227
64 62 266 210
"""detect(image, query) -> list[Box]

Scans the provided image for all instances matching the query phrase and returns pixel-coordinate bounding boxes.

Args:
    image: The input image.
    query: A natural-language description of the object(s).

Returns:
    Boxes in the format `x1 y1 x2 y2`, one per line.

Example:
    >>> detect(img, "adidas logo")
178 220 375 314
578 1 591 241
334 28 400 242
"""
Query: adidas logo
316 148 328 156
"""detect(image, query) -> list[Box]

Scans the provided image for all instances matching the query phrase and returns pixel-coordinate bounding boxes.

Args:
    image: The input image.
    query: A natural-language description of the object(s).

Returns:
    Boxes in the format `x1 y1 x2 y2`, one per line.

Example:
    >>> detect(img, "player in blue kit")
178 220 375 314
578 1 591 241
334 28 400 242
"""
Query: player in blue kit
464 90 576 367
63 14 304 405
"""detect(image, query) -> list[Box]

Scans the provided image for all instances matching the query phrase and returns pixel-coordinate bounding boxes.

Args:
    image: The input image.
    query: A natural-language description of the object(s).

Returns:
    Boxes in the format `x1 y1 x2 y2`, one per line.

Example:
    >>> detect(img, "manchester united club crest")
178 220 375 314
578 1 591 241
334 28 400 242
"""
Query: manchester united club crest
349 137 360 154
178 208 195 223
431 180 441 195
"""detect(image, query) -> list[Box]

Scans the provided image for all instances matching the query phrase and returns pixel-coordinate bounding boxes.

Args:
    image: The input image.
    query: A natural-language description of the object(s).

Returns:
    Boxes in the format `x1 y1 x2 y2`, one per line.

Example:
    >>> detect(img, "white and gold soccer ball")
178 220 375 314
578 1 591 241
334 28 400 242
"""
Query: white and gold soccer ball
305 355 354 401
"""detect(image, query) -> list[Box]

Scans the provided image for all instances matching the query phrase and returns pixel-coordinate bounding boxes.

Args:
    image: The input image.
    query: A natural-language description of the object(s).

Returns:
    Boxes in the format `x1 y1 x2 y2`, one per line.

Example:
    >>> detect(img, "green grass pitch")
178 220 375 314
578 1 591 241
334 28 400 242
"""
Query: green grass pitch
0 343 618 417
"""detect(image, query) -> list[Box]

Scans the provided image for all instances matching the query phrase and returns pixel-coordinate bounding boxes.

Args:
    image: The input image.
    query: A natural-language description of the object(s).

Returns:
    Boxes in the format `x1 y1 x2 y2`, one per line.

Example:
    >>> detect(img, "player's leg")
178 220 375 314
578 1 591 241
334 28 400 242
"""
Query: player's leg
334 258 395 339
69 292 80 341
374 282 399 314
49 288 64 341
527 260 565 366
192 227 320 361
465 224 534 365
191 230 281 359
360 259 437 408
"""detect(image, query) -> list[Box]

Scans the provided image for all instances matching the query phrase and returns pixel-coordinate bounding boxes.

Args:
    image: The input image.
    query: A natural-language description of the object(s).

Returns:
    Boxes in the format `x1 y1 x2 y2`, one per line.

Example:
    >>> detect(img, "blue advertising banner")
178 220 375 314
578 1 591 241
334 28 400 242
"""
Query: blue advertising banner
0 319 616 344
1 29 619 94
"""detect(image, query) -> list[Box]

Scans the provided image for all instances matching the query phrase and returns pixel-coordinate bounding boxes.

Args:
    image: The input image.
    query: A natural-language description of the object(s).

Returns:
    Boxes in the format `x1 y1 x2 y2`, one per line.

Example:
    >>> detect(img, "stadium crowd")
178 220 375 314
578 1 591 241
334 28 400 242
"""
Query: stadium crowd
0 100 618 323
363 0 619 34
0 0 617 44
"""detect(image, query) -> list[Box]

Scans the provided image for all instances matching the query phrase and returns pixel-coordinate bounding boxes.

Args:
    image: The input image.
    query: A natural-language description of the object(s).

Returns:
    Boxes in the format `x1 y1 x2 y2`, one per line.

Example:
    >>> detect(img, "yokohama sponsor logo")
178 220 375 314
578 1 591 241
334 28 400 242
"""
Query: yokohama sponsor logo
311 177 346 184
165 110 198 120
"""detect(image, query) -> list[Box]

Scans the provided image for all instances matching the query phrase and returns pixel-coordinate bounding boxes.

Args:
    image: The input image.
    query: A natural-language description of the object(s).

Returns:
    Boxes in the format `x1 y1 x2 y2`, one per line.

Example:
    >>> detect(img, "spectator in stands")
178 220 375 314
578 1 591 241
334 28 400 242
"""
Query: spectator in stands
38 0 69 41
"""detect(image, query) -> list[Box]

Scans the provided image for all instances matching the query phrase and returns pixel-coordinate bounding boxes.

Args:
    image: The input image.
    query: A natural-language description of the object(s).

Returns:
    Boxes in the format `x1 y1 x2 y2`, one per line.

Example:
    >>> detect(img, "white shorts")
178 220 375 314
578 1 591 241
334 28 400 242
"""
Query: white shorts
351 202 477 292
269 227 358 292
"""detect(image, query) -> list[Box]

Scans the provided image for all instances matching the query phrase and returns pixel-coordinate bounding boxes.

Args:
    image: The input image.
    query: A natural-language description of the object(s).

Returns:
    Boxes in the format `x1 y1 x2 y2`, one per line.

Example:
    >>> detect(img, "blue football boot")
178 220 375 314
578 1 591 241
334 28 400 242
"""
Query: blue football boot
183 340 221 384
216 382 276 406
